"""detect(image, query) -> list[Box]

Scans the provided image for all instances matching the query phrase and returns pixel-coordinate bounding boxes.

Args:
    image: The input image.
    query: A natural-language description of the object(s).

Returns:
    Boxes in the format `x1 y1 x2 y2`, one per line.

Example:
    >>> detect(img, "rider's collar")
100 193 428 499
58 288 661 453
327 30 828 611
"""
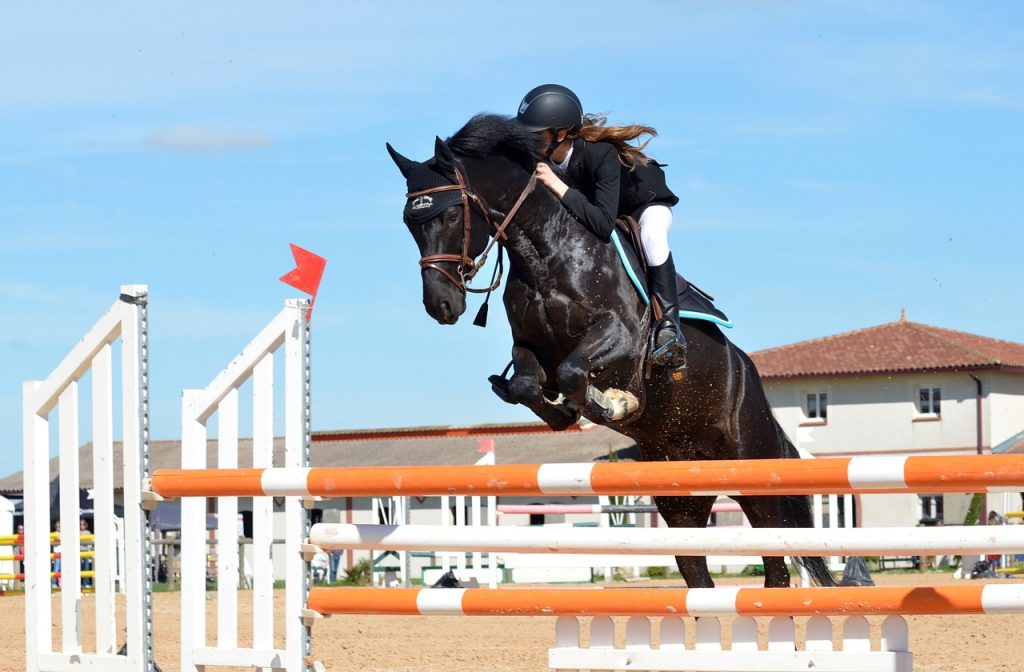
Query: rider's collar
554 143 574 171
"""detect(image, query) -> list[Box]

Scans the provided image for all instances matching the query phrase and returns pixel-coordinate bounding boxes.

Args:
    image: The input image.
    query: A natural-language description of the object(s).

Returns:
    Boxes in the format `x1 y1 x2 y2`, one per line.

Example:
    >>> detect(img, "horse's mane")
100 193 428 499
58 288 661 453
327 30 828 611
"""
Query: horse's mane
447 114 543 167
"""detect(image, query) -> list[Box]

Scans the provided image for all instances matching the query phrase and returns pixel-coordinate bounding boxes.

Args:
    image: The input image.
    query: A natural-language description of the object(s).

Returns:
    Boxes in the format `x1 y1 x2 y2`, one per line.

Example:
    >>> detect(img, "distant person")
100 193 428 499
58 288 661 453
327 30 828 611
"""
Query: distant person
13 523 25 579
987 510 1005 571
52 520 61 588
80 518 93 589
329 550 343 583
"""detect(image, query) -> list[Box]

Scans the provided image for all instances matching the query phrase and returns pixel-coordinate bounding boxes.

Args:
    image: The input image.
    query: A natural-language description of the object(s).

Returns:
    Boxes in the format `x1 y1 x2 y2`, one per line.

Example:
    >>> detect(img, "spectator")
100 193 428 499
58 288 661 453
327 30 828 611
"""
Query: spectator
987 510 1006 571
52 520 61 588
13 523 25 579
310 552 329 584
329 550 343 583
80 518 93 589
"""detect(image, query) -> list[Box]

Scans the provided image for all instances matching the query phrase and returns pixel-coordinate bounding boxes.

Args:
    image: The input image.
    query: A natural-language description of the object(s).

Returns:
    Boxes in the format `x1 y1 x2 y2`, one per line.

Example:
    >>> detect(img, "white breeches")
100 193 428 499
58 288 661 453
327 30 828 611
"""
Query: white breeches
638 205 673 267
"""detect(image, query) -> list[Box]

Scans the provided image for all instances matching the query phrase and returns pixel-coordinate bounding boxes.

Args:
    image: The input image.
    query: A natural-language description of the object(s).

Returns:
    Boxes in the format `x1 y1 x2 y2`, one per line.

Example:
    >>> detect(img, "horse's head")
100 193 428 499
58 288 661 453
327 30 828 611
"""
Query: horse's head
387 137 495 325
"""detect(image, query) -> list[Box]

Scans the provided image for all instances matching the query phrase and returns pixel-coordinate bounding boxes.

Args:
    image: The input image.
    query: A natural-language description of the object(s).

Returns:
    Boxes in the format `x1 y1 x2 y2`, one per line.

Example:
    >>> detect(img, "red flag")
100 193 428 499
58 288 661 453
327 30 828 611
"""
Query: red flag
477 438 495 454
279 243 326 321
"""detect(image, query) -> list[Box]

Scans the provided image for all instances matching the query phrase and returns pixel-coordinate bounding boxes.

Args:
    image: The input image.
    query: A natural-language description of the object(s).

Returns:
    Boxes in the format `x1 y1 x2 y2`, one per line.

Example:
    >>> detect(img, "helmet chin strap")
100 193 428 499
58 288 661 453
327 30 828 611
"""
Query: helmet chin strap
543 130 567 160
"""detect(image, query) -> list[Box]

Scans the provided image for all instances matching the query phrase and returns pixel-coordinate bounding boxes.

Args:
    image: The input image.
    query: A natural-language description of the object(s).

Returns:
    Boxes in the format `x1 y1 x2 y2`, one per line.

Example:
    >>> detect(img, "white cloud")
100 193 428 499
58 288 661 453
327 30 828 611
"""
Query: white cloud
145 125 273 153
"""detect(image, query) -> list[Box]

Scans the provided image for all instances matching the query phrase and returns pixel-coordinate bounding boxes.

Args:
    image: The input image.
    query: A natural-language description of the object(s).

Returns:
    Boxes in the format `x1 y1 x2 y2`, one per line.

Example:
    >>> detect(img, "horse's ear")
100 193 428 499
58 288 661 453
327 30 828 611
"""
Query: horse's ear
434 136 456 181
386 142 417 178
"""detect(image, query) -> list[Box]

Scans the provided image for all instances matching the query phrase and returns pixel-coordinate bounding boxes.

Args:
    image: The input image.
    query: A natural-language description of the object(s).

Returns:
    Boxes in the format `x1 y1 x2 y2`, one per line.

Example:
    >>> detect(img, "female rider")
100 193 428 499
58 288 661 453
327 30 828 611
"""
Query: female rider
516 83 685 368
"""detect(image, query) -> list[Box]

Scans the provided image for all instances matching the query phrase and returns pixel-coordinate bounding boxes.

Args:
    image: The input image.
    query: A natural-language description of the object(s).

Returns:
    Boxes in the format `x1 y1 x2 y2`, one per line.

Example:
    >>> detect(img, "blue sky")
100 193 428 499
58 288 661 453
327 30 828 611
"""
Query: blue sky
2 2 1022 478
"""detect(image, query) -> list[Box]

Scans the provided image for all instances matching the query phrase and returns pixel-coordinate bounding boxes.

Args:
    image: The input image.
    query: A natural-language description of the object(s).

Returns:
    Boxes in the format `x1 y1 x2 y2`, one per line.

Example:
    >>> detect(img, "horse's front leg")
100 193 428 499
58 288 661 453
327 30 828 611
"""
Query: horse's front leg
556 311 640 422
505 345 581 431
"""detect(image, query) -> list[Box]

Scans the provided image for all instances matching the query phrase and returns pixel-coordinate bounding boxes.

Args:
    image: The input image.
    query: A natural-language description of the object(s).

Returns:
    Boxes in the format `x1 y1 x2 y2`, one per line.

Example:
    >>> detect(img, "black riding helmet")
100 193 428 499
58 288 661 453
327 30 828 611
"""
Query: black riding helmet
516 84 583 132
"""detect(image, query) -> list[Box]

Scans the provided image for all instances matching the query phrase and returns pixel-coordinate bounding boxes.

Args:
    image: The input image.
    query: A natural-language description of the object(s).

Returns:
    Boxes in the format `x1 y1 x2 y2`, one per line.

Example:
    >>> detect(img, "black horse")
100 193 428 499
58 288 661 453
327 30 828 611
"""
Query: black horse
387 114 834 589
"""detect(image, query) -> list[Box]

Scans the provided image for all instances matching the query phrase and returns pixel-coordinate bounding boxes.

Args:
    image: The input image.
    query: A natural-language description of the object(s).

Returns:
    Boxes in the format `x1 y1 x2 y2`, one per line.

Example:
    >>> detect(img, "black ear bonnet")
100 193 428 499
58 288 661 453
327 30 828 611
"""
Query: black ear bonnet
400 160 463 224
387 140 463 224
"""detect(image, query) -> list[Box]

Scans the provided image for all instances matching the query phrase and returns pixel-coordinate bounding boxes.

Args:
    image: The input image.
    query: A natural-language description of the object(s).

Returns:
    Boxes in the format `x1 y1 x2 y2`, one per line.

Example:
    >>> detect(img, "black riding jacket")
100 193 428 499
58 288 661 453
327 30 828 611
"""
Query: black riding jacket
559 138 679 240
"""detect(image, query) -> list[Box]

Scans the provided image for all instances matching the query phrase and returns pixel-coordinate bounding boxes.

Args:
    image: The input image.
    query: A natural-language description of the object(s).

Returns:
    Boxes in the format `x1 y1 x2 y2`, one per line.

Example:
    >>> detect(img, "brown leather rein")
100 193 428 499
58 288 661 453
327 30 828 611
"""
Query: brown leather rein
406 168 537 294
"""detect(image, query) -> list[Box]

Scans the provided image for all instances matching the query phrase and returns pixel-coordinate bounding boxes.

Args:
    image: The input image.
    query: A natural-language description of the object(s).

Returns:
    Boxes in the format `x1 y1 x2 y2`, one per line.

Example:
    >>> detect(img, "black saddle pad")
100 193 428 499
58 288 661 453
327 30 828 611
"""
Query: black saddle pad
608 229 732 328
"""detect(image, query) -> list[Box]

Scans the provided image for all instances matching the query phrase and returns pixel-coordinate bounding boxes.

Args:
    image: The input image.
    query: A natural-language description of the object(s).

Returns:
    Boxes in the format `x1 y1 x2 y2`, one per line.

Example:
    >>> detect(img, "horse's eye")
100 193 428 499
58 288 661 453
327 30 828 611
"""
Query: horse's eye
443 209 460 224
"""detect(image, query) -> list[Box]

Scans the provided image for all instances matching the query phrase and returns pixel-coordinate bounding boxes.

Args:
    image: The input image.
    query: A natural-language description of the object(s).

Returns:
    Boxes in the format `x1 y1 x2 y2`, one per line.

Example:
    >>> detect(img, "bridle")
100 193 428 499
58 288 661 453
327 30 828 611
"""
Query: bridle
406 167 537 294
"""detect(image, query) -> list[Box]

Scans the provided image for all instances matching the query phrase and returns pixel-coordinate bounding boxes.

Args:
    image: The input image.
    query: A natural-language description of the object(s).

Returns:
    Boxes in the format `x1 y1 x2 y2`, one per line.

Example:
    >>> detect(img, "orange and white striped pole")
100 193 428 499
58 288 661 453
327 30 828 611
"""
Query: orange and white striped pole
150 454 1024 498
307 584 1024 618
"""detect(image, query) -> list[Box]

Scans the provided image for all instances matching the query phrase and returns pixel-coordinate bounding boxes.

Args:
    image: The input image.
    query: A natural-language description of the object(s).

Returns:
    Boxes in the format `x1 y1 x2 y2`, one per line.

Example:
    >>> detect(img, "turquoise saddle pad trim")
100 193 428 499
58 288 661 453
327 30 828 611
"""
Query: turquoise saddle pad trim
610 230 734 329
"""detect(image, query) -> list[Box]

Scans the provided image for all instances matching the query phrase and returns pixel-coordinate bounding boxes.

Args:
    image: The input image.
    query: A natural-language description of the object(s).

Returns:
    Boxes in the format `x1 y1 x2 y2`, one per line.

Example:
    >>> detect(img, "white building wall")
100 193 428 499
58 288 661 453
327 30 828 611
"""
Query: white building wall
764 372 984 456
857 494 920 528
989 372 1024 447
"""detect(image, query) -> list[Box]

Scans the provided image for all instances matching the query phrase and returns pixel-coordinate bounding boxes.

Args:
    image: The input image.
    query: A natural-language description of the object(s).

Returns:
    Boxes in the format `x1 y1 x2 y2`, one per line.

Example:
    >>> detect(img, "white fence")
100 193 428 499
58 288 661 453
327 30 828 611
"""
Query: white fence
23 285 153 672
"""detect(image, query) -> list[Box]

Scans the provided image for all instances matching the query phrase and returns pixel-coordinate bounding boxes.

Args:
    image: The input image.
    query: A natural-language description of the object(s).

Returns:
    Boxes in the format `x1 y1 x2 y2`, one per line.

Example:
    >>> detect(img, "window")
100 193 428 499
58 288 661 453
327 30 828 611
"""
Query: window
806 392 828 421
918 495 944 525
918 387 941 415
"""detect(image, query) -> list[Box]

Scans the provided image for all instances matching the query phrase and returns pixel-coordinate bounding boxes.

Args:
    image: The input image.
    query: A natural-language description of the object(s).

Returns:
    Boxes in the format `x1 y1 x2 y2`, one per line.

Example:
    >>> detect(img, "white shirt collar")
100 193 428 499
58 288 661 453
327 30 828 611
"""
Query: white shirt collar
555 143 574 170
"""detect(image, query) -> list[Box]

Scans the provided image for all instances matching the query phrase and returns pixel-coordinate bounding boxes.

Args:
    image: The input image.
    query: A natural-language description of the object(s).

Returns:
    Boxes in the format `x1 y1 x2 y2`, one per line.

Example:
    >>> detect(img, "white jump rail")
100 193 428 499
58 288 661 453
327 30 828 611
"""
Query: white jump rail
23 285 153 672
309 521 1024 557
175 298 314 672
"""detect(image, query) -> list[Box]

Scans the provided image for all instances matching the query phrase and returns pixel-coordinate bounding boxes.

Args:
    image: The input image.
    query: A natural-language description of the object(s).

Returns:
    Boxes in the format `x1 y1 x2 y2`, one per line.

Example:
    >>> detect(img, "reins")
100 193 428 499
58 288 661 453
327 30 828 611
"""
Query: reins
406 168 537 295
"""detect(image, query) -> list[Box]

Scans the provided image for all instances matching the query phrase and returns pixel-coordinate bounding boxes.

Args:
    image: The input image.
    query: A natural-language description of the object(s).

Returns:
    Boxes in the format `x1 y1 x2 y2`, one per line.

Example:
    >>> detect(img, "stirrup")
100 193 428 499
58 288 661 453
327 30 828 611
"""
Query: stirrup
652 321 687 368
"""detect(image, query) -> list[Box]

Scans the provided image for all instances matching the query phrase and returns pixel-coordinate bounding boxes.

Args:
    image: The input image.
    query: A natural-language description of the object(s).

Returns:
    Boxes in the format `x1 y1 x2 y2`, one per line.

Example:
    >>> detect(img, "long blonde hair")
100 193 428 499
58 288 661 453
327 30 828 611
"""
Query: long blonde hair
571 113 657 170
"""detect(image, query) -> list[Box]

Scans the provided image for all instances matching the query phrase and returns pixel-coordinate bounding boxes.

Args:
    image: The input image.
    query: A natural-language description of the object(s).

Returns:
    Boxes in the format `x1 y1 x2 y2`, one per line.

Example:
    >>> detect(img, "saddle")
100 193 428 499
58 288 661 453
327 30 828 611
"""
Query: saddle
613 217 731 327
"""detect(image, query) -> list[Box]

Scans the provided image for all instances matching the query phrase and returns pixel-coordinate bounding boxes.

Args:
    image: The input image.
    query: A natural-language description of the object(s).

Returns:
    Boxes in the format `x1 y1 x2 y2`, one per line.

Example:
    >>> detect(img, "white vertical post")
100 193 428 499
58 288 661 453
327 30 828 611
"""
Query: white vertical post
217 389 240 648
58 383 82 653
599 496 612 582
400 496 410 588
252 353 274 649
91 344 117 653
114 516 126 595
180 390 208 672
487 494 497 588
23 381 50 672
470 495 482 575
440 495 451 574
284 299 311 672
370 498 381 587
455 496 466 574
120 285 152 672
828 493 840 570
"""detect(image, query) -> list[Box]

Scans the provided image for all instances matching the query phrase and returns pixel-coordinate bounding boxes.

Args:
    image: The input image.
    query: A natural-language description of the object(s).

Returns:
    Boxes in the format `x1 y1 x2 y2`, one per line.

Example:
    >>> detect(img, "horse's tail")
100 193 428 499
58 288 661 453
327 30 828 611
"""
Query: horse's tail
774 418 838 587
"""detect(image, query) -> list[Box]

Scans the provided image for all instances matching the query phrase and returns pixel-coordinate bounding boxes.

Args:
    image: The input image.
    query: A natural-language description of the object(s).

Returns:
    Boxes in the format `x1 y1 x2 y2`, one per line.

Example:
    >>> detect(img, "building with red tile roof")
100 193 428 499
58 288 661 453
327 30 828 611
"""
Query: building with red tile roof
749 314 1024 527
750 313 1024 381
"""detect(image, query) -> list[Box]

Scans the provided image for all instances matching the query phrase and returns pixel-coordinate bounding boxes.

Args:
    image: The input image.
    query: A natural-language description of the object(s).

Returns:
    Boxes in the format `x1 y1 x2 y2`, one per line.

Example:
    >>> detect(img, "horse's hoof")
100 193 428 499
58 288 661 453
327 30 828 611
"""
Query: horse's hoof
488 375 516 405
600 388 640 421
547 415 578 432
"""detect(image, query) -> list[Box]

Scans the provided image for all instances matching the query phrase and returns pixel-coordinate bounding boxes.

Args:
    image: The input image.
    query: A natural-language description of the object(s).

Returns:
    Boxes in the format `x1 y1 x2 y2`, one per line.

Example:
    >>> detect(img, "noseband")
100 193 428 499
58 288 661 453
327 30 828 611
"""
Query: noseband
406 168 537 294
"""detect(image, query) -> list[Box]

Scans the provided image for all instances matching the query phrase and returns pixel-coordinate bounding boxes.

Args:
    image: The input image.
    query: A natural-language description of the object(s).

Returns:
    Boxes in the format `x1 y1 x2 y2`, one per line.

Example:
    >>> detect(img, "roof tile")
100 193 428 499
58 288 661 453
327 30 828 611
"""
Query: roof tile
750 321 1024 380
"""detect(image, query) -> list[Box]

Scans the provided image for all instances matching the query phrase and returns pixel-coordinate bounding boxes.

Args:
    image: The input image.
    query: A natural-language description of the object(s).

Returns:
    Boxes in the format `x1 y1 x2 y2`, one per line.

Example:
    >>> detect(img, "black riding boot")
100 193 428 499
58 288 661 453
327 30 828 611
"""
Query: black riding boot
648 253 688 368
